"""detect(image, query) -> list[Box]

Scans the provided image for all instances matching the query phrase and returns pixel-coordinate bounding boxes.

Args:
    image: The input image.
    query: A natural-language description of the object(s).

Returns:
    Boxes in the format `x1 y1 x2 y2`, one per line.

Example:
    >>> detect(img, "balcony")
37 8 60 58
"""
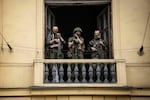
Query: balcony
33 59 127 87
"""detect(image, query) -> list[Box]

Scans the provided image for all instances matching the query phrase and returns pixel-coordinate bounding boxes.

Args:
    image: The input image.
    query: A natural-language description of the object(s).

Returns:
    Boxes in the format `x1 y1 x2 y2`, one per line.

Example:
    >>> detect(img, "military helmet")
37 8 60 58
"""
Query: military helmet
73 27 83 33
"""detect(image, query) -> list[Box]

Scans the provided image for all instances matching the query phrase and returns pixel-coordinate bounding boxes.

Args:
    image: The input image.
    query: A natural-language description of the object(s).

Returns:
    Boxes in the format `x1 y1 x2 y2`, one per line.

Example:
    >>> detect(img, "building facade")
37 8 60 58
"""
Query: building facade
0 0 150 100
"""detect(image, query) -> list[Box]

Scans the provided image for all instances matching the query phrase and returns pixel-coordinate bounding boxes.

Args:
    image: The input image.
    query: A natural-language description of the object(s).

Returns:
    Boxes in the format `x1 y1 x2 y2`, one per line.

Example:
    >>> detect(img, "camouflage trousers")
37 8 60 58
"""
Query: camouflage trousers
49 48 64 59
67 50 84 59
91 51 105 59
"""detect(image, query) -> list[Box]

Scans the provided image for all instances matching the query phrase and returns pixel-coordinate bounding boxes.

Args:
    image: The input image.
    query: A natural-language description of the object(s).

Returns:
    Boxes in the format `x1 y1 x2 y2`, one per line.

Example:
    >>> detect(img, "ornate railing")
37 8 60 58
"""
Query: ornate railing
34 59 127 87
44 62 116 83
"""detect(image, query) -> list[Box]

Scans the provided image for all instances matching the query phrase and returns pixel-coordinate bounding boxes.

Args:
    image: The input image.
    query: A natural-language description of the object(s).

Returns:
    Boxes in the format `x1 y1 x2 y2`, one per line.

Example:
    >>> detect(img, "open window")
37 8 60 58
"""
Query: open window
97 5 112 58
45 5 55 58
44 0 113 59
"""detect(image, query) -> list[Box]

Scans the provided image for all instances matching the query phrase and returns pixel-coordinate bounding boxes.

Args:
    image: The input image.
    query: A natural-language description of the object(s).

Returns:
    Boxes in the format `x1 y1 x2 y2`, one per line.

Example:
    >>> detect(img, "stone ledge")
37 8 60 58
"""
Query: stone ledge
0 87 150 96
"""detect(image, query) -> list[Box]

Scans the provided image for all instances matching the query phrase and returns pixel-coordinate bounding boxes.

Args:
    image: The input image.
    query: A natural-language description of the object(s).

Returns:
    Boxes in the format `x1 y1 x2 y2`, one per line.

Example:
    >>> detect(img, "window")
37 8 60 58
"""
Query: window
45 0 113 59
33 0 127 86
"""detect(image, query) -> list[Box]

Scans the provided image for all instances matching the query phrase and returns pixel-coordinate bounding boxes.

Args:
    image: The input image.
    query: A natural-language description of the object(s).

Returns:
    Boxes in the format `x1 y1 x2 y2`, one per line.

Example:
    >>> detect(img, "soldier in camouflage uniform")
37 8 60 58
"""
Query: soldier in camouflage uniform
67 27 85 82
46 26 65 82
88 30 106 82
68 27 85 59
47 26 65 59
89 30 105 59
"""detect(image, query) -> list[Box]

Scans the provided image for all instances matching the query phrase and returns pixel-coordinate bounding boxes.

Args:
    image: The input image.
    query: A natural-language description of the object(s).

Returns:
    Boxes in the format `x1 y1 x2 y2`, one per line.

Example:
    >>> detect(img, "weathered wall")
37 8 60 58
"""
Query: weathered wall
0 0 36 63
120 0 150 63
0 0 36 88
119 0 150 87
0 0 150 99
0 0 44 88
0 0 2 45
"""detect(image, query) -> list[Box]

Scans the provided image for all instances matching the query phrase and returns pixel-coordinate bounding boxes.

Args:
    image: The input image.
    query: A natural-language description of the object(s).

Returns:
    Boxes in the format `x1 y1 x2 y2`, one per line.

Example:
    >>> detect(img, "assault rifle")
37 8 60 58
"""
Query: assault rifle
93 39 105 58
72 34 79 59
56 33 62 59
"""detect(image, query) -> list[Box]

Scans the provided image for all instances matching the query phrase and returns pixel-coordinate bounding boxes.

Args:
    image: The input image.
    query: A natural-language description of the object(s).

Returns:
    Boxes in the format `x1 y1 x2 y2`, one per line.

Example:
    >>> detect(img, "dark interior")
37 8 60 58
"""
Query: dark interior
47 5 109 58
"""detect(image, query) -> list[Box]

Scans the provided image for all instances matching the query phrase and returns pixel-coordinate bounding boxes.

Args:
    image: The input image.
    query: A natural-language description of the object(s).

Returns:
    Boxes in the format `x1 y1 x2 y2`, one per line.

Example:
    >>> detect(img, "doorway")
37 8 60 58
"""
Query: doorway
45 2 113 59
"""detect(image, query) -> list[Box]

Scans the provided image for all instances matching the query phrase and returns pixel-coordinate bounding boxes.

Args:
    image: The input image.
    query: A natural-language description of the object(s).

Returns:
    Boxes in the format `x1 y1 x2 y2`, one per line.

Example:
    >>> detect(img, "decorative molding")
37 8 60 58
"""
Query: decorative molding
34 59 116 63
45 0 111 6
0 63 33 67
0 88 30 96
112 0 122 59
0 87 150 96
31 87 131 96
127 63 150 67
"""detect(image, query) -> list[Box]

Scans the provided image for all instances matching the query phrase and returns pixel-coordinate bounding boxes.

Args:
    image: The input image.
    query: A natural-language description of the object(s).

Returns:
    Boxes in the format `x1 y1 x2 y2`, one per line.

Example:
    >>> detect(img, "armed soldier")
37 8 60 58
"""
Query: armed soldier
89 30 105 59
67 27 85 82
47 26 65 59
68 27 85 59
